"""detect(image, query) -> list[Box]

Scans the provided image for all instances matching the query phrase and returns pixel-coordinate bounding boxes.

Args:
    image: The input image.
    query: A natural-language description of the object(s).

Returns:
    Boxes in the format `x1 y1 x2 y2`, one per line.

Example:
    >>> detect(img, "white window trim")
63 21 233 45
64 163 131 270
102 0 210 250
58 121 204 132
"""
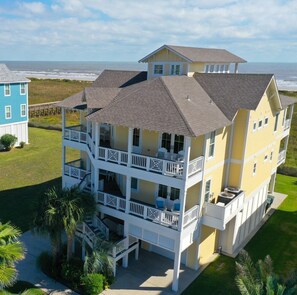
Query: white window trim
5 105 12 119
4 84 11 96
204 178 212 203
20 83 26 95
170 63 182 76
258 119 263 130
152 63 164 76
253 162 257 176
264 154 268 162
20 104 26 117
252 121 257 132
204 63 230 73
208 131 216 159
264 117 269 126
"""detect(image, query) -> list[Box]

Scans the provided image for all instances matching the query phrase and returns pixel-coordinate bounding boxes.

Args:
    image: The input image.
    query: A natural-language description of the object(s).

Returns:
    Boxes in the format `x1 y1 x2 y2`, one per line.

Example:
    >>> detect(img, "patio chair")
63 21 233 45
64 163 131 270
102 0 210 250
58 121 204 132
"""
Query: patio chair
157 147 167 159
173 199 180 211
166 199 174 211
155 197 166 209
177 150 184 161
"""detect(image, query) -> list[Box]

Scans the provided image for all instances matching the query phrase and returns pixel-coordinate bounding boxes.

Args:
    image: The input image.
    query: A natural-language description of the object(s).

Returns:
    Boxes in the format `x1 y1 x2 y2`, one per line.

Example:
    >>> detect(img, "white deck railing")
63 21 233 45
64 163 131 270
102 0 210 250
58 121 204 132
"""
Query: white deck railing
93 216 109 240
204 191 245 229
76 222 97 248
284 119 291 130
96 191 199 230
64 129 204 178
278 149 286 164
64 160 87 180
188 157 204 177
64 125 87 143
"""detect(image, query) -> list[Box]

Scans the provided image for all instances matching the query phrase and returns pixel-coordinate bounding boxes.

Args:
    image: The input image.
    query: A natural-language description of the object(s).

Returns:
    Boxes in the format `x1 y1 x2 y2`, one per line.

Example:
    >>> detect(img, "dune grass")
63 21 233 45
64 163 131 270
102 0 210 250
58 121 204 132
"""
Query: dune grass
28 78 91 105
183 174 297 294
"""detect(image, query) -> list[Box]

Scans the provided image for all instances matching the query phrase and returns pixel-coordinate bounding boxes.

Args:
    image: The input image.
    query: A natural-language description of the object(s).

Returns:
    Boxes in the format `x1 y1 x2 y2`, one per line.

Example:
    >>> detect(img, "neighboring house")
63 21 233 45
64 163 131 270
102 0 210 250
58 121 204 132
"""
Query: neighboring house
0 64 30 146
59 45 296 292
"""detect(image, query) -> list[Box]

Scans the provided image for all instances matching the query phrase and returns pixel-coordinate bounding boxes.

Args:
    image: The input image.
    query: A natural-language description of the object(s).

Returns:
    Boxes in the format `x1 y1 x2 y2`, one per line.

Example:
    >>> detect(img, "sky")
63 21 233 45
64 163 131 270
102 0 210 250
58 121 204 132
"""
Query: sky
0 0 297 62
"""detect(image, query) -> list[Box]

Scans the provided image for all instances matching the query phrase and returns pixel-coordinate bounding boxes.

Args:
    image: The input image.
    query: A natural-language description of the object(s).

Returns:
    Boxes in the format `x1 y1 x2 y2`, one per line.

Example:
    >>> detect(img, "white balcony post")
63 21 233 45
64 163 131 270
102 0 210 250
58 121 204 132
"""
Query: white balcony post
172 243 181 292
94 168 99 193
62 108 65 134
183 136 191 181
125 176 131 214
234 63 238 73
122 223 129 268
95 123 99 159
127 128 133 167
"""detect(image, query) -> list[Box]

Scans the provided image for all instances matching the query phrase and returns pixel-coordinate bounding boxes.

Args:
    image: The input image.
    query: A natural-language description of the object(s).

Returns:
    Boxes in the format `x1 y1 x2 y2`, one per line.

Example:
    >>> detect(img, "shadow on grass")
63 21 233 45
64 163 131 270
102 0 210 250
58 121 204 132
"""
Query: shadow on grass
0 177 61 232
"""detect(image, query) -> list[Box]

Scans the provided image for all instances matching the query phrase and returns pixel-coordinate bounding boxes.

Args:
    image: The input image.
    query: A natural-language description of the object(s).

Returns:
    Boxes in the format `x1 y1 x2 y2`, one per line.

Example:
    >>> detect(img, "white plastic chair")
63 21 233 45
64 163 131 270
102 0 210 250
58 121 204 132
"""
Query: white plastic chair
157 147 167 159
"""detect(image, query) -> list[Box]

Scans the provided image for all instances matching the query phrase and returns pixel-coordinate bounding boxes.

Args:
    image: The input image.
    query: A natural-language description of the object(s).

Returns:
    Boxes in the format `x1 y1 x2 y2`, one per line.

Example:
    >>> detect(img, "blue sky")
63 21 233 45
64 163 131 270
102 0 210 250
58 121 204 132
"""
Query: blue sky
0 0 297 62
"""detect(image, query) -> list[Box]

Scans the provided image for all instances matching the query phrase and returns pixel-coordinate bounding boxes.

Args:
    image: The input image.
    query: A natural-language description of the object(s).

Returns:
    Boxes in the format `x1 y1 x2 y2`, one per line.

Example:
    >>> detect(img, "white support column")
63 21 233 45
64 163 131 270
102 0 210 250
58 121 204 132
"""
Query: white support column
94 167 99 194
122 223 129 268
62 108 66 134
125 176 131 213
127 127 133 167
170 134 175 154
234 63 238 73
95 123 99 159
178 137 191 231
172 242 182 292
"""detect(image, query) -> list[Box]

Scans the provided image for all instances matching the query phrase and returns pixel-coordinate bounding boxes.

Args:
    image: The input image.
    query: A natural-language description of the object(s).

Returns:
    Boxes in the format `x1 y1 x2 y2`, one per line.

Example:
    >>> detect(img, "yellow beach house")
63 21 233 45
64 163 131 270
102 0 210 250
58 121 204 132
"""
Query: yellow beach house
58 44 295 292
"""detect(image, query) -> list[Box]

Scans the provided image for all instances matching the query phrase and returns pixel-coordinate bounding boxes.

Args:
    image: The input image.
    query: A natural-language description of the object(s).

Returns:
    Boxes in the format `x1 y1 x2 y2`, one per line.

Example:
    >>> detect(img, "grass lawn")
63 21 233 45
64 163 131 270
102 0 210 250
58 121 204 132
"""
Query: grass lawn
0 128 63 231
28 78 91 104
279 91 297 169
183 174 297 295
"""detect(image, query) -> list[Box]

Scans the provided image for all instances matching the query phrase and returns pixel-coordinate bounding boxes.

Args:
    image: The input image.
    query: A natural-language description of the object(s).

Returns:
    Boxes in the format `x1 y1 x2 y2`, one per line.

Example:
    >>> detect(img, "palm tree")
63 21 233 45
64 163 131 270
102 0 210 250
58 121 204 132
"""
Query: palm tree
83 237 115 277
0 222 25 290
33 186 96 262
235 250 297 295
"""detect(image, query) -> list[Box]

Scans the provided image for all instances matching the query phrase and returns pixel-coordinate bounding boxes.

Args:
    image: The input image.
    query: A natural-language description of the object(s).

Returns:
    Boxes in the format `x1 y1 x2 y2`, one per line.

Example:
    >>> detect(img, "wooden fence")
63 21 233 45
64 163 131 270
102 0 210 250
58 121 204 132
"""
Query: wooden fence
29 101 61 117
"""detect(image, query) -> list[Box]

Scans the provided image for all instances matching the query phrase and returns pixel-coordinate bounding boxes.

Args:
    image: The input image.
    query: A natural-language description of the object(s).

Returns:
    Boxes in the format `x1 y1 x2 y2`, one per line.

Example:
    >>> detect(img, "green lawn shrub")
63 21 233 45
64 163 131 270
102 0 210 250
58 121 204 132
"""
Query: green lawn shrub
277 165 297 177
0 134 17 151
81 273 104 295
60 258 84 289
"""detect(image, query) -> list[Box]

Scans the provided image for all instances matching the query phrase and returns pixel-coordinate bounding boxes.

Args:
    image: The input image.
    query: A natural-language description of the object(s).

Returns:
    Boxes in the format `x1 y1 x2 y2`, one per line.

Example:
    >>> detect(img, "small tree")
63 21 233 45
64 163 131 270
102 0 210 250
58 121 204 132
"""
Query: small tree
235 250 297 295
0 134 17 151
0 222 25 289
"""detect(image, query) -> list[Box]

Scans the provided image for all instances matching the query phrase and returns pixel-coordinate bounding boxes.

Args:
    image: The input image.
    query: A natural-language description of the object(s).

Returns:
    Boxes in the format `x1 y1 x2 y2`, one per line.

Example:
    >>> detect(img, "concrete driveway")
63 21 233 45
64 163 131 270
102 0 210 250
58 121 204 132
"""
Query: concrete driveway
101 250 212 295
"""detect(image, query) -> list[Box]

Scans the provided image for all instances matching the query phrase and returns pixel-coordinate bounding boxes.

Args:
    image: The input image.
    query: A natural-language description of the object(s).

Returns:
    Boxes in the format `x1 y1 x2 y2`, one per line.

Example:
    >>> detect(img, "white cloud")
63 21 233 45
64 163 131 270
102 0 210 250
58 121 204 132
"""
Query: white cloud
19 1 46 14
0 0 296 61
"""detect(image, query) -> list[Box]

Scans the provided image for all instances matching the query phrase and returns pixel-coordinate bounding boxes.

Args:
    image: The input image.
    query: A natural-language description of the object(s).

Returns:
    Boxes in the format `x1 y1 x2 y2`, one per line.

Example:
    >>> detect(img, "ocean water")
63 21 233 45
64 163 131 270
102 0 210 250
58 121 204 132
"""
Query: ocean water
1 60 297 91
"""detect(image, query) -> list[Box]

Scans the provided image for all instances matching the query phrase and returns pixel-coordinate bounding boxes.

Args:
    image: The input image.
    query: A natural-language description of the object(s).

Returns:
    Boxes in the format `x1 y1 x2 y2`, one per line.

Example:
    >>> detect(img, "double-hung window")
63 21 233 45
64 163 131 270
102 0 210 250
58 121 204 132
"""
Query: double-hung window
253 163 257 175
5 106 11 119
204 179 211 202
4 84 10 96
20 83 26 95
154 64 163 75
161 133 171 152
170 187 180 200
133 128 140 147
170 64 181 75
174 135 184 154
208 131 216 158
158 184 168 199
20 104 26 117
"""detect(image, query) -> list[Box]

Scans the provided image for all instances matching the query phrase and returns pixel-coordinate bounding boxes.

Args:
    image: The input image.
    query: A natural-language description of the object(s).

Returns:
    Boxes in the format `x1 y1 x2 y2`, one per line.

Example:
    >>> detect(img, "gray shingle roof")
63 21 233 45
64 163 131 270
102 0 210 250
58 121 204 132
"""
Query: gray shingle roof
279 94 297 107
58 91 86 109
86 76 230 137
194 73 274 120
91 70 147 88
0 64 30 83
85 87 121 109
139 45 246 63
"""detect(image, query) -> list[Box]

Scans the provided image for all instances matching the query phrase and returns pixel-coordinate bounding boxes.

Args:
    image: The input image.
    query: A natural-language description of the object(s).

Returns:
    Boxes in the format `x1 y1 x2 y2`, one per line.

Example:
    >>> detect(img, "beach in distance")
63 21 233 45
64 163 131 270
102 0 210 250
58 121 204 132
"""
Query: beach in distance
1 60 297 91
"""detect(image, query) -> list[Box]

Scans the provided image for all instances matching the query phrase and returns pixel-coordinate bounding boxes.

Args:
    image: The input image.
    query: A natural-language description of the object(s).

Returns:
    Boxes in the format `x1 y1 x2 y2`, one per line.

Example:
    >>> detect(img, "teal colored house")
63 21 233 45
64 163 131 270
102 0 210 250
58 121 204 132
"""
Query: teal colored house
0 64 30 145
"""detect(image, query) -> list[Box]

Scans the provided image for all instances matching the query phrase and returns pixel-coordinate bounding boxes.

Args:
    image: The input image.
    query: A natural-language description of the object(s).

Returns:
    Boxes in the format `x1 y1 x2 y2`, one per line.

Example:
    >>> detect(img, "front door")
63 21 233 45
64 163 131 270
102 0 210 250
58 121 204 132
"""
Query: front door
132 128 141 153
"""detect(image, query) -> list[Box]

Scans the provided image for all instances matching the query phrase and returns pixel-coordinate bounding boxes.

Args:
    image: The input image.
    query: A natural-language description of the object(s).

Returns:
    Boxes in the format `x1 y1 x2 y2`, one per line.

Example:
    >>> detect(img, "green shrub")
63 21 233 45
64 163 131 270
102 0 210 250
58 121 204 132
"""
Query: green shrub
81 273 104 295
19 141 26 148
277 165 297 177
37 251 56 276
60 258 84 289
0 134 17 151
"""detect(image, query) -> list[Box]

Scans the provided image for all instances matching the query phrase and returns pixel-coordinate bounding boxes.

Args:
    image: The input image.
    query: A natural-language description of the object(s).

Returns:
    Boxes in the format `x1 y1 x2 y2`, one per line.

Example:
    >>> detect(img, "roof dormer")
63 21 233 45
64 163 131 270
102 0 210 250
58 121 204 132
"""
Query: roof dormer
139 44 246 79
